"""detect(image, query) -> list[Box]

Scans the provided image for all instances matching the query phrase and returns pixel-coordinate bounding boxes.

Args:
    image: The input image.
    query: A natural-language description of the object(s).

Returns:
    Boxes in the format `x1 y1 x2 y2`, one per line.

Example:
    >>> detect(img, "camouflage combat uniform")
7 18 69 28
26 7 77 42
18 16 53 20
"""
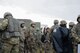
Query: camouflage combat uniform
44 28 53 53
71 25 80 53
69 22 75 53
0 19 8 53
71 15 80 53
0 12 21 53
35 28 43 53
19 21 26 53
25 22 37 53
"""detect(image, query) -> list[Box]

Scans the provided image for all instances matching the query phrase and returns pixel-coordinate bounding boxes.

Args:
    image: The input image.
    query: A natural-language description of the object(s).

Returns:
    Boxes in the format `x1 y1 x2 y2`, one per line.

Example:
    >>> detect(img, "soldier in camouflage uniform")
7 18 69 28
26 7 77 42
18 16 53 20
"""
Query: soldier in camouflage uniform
69 22 75 53
44 27 53 53
25 22 37 53
69 22 75 30
69 22 75 40
69 22 75 39
69 22 76 53
0 12 21 53
19 21 26 53
71 15 80 53
35 28 43 53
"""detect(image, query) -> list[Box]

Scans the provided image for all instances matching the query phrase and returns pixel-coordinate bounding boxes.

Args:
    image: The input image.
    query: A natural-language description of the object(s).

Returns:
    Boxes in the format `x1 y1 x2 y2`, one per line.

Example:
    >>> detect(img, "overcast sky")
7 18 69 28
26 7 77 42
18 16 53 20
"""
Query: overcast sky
0 0 80 27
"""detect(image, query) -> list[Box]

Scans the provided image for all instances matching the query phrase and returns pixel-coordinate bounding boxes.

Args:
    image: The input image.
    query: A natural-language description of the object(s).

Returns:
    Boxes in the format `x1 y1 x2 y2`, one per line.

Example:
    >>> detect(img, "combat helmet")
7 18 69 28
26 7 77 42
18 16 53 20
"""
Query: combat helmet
20 21 25 24
54 20 59 25
60 20 67 24
30 22 36 28
4 12 13 18
77 15 80 22
30 22 35 25
69 22 75 26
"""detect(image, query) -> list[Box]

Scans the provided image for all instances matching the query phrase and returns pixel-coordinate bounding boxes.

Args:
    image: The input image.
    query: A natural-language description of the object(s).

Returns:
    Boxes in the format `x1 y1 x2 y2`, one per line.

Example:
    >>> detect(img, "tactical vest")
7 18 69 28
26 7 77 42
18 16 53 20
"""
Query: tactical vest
2 17 21 39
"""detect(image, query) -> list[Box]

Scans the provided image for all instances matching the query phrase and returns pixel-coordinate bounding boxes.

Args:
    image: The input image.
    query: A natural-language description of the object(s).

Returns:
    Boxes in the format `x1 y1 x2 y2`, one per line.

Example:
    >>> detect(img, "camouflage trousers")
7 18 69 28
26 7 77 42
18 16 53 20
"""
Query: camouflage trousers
36 41 42 53
44 42 53 53
2 37 19 53
73 45 77 53
25 43 37 53
25 48 37 53
2 43 19 53
19 42 24 53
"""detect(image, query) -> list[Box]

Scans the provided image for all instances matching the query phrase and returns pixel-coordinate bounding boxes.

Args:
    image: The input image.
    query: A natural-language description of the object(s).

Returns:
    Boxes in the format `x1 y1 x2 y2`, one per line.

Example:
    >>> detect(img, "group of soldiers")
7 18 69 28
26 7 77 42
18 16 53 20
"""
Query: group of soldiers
0 12 80 53
50 15 80 53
